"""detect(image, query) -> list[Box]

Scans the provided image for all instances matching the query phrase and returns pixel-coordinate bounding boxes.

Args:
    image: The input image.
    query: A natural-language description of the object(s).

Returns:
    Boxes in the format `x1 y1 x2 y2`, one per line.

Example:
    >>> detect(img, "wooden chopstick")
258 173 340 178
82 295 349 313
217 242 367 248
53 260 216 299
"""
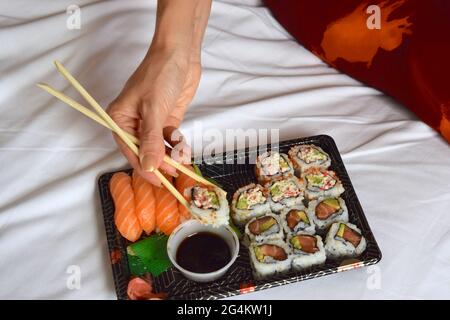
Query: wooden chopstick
37 83 139 144
50 61 191 210
53 61 139 155
36 82 215 188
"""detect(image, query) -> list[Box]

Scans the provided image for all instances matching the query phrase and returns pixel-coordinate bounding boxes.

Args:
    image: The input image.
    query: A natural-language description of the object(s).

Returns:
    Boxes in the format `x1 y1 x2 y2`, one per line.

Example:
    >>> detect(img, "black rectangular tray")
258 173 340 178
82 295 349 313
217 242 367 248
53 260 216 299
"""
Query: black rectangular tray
98 135 381 300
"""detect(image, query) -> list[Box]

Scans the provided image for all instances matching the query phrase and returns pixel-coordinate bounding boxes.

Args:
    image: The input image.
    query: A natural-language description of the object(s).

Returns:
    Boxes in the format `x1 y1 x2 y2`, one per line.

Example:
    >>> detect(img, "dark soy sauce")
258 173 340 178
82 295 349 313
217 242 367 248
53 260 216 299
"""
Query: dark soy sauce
176 232 231 273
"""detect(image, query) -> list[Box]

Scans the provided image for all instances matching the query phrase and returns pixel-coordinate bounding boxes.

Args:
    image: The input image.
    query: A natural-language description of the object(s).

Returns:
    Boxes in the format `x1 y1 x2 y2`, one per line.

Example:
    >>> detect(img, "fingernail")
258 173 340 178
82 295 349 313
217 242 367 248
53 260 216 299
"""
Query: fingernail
140 155 155 172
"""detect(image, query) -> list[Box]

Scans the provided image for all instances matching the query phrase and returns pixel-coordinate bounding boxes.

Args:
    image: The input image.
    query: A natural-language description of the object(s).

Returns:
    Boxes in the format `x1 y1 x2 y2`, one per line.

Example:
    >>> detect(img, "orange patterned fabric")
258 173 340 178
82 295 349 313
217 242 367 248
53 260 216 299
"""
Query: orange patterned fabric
265 0 450 142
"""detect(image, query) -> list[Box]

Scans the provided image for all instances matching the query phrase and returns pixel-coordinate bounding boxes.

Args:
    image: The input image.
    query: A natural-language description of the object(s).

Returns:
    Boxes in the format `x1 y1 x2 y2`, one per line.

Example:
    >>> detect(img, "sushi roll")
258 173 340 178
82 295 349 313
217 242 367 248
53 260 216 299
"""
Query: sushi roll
288 234 326 270
266 176 304 213
303 167 344 200
288 144 331 174
280 205 315 235
255 151 294 184
231 183 271 227
188 185 229 227
244 213 284 245
308 197 348 231
324 222 367 259
249 239 292 280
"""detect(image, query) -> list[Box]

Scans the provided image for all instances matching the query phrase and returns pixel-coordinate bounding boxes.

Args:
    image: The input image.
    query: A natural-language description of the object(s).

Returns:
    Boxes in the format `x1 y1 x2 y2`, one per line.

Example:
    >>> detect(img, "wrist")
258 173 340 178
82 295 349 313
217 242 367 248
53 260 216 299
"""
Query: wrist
149 0 210 62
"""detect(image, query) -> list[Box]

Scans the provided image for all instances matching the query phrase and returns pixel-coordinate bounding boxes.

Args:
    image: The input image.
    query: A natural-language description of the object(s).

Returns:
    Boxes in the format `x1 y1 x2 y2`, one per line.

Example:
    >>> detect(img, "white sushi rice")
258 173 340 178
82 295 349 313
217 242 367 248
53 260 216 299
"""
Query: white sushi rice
266 177 305 213
244 213 284 246
289 234 326 270
231 183 272 227
288 144 331 175
189 187 230 227
255 151 295 184
324 222 367 259
249 239 292 280
303 168 345 200
308 197 349 231
280 205 316 235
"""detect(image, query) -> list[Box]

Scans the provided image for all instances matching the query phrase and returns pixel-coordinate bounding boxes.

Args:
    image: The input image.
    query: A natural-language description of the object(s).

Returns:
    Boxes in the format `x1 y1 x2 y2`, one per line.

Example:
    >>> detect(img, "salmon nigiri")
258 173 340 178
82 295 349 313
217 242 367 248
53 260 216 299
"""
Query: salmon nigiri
110 172 142 242
175 164 198 220
132 171 156 234
154 175 181 235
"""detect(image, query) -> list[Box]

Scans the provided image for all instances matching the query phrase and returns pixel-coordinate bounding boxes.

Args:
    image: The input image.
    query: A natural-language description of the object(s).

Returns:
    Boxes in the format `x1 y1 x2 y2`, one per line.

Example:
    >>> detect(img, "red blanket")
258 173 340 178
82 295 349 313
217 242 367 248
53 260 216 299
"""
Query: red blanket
265 0 450 142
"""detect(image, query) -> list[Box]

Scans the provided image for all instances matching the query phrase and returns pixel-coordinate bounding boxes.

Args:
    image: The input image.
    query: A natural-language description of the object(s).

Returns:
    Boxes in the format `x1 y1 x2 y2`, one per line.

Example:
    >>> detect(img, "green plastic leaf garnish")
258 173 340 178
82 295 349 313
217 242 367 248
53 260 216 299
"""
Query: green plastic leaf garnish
192 163 203 177
127 252 148 276
127 233 171 277
228 218 243 239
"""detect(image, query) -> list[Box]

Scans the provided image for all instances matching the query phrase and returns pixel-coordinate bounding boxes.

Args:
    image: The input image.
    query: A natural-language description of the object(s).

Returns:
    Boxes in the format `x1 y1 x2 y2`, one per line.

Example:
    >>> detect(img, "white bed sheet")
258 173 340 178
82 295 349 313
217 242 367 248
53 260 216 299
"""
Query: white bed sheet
0 0 449 299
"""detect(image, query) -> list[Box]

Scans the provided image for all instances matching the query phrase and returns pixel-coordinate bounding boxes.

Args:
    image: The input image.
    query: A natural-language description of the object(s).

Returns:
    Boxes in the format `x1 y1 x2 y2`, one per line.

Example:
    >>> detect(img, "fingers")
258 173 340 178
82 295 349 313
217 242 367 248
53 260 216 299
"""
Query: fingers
108 99 166 187
139 104 167 173
112 133 162 187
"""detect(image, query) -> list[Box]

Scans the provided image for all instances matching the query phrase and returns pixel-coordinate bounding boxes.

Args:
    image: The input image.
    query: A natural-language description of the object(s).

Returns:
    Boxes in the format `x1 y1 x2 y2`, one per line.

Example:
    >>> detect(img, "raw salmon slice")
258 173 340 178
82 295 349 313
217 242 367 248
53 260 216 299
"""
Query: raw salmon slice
155 174 181 235
132 171 156 234
110 172 142 242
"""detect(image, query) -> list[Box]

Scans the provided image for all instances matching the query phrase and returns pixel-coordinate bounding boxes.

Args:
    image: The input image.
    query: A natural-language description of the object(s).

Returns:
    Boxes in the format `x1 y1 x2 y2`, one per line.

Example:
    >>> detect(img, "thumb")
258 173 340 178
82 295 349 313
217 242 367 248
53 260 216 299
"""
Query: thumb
139 106 166 173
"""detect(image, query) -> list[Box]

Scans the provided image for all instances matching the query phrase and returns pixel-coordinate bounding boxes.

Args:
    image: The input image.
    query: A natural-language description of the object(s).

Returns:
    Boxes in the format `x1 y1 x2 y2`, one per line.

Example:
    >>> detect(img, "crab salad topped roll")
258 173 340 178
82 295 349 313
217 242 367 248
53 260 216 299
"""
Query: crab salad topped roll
288 144 331 174
231 183 271 227
189 185 229 227
266 176 304 213
303 167 344 200
255 151 294 184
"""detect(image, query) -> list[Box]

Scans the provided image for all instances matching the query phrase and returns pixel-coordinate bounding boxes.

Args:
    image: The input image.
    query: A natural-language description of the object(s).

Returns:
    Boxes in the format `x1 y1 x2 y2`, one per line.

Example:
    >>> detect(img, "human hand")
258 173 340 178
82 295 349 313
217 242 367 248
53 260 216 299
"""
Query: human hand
108 45 200 186
107 0 211 186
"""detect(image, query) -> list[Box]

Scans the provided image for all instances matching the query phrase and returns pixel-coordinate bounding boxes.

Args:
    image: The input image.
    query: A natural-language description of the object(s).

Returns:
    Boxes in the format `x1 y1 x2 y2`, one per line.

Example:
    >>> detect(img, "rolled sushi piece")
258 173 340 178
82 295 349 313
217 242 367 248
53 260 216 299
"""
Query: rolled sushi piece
265 176 304 213
324 222 367 259
244 213 284 245
280 205 315 235
288 234 326 270
249 239 292 280
231 183 271 227
188 185 229 227
288 144 331 174
308 197 348 231
303 167 344 200
255 151 294 184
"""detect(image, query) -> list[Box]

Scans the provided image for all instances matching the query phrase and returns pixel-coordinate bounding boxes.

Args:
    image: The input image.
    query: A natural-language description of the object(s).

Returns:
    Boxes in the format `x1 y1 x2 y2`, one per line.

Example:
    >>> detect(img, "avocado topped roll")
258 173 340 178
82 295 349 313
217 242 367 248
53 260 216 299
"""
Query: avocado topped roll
255 151 294 184
324 222 367 259
280 205 316 235
249 239 292 279
189 185 230 227
288 144 331 174
302 167 344 200
231 183 271 227
289 234 326 270
266 177 305 213
244 213 284 244
308 197 348 231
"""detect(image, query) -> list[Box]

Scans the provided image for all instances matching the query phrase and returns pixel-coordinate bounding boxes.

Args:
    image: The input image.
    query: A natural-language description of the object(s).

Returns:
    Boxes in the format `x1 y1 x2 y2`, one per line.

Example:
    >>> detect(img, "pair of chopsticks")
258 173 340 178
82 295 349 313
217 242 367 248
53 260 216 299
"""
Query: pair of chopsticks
37 60 216 212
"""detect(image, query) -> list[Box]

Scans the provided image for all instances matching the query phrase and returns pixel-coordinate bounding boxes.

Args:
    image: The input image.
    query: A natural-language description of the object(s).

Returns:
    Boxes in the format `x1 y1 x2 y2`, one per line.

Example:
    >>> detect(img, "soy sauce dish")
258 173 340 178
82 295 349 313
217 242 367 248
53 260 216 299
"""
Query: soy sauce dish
167 220 239 282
